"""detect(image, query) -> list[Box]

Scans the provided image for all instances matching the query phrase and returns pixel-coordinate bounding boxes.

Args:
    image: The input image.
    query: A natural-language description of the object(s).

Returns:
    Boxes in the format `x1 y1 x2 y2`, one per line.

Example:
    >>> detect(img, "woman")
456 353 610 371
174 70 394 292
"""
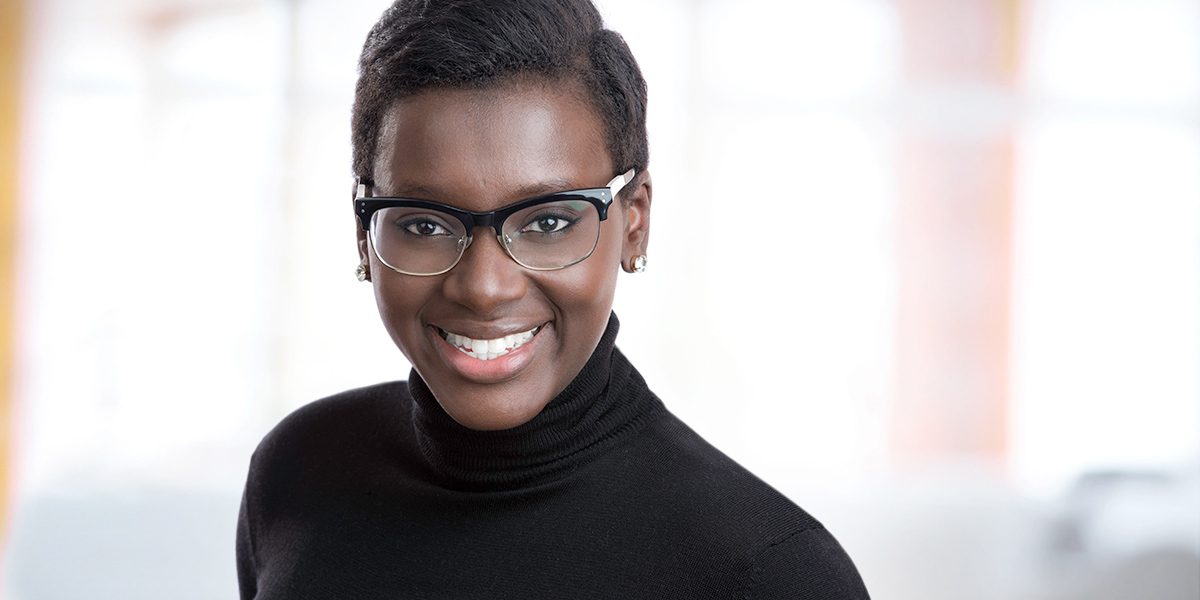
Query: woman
237 0 870 598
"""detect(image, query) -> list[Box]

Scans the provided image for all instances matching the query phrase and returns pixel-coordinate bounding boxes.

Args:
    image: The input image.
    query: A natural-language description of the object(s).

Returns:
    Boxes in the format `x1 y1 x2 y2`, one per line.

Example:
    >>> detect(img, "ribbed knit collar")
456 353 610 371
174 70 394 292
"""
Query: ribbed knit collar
407 312 664 492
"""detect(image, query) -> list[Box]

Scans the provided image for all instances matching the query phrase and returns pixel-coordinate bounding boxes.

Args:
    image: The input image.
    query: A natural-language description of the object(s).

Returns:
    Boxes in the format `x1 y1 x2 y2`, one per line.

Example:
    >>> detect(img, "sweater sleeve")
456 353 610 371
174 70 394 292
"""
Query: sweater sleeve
736 527 870 600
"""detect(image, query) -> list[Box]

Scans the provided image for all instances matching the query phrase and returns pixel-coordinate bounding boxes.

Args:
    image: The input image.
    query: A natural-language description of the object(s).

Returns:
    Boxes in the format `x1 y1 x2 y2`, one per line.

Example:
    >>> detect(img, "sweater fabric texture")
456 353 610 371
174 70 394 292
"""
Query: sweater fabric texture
237 314 870 599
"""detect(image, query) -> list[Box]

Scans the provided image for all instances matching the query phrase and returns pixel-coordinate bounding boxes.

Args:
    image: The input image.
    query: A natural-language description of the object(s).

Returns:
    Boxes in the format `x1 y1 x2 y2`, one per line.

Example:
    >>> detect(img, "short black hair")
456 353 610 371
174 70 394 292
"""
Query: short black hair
351 0 649 192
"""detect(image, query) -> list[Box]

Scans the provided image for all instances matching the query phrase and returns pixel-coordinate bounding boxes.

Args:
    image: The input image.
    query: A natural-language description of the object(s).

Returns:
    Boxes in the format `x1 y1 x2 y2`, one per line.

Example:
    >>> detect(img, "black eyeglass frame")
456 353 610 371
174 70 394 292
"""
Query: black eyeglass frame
354 169 636 275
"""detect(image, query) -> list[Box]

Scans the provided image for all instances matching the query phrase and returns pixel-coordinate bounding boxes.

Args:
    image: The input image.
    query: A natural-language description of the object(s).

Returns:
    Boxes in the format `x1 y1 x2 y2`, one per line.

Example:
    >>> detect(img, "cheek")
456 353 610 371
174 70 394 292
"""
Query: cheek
372 276 430 360
553 224 623 324
557 265 617 315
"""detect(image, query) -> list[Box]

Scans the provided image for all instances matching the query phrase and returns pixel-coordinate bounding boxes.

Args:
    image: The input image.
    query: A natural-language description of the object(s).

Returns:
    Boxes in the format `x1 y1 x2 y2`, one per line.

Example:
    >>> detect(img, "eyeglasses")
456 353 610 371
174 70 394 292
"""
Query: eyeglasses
355 169 635 276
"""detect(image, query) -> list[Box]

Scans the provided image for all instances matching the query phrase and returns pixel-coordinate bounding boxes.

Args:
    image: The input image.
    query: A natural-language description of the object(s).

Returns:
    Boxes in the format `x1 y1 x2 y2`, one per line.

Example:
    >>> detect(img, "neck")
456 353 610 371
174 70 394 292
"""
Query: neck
407 312 664 491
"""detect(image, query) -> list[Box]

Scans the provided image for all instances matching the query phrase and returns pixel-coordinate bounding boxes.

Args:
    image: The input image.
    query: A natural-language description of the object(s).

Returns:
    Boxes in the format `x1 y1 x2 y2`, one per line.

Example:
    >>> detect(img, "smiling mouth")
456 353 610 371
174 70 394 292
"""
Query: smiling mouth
439 325 542 360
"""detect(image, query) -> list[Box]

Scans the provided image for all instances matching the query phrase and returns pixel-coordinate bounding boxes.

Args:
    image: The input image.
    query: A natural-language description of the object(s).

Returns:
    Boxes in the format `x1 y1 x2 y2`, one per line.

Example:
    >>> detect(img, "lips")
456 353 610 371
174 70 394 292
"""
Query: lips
438 325 542 361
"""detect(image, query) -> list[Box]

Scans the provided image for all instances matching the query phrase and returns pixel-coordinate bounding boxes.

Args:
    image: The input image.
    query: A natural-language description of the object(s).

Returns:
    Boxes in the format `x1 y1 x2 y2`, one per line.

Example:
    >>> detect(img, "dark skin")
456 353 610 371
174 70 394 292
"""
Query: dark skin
356 81 651 430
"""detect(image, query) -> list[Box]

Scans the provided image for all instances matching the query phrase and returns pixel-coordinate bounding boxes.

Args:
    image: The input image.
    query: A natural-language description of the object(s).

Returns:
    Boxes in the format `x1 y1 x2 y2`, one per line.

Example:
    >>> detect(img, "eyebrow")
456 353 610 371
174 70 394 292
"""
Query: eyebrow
385 183 448 199
514 178 580 198
383 178 584 201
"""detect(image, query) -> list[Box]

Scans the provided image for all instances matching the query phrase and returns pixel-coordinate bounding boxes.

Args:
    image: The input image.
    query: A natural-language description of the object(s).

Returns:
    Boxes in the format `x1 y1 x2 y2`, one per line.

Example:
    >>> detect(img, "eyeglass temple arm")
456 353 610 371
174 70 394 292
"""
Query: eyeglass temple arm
606 169 636 200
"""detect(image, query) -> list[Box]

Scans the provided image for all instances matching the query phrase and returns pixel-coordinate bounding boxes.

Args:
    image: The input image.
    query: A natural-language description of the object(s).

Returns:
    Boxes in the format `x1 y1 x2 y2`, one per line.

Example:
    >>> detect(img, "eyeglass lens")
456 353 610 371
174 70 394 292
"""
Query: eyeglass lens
369 198 601 275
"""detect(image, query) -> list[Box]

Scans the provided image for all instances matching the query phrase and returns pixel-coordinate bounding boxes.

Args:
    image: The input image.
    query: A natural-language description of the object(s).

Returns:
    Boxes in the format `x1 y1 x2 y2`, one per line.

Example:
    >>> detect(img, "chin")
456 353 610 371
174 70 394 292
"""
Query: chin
438 388 551 431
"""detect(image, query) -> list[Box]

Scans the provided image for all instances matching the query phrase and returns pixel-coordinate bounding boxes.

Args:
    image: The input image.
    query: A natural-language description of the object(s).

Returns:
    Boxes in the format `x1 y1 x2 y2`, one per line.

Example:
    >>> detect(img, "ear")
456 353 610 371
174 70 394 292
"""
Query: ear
620 170 652 273
353 179 372 281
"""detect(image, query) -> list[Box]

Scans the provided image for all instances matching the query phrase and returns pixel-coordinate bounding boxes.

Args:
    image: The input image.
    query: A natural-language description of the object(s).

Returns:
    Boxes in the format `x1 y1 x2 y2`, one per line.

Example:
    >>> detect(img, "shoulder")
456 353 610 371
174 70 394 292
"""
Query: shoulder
247 381 414 482
617 413 870 598
261 381 409 443
733 526 871 599
238 382 418 595
626 412 819 531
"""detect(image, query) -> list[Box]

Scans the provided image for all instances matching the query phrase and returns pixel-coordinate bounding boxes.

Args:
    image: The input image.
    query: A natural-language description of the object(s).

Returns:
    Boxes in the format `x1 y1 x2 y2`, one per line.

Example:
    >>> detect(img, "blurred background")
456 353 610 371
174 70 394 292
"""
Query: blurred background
0 0 1196 598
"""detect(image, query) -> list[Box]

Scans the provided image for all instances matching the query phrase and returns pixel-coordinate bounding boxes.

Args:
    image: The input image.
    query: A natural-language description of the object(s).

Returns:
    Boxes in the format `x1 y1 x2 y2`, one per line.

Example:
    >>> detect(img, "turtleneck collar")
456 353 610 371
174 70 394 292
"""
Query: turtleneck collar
407 312 664 492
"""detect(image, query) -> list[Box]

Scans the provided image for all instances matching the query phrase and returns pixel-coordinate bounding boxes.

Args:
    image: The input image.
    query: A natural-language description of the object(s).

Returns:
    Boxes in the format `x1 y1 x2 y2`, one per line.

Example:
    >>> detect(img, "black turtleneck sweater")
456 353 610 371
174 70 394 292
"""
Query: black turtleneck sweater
237 315 869 599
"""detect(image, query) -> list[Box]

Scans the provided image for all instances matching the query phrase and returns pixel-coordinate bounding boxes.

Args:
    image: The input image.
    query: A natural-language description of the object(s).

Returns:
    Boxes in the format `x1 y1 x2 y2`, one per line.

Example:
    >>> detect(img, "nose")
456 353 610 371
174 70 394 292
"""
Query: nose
441 228 528 315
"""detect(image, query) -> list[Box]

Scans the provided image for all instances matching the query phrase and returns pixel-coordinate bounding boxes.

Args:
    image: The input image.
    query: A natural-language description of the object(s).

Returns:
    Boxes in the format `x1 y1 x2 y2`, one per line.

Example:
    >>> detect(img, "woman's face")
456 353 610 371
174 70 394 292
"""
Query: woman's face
360 83 651 431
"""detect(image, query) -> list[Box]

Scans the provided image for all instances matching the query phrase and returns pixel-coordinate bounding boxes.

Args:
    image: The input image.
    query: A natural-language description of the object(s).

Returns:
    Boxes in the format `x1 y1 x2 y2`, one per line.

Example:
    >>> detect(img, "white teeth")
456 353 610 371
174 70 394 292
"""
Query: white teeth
441 326 541 361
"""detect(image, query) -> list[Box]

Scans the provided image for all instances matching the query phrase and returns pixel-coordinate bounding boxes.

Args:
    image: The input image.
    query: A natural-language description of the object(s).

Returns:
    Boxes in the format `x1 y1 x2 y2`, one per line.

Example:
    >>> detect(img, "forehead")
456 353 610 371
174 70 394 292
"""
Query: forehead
373 84 612 211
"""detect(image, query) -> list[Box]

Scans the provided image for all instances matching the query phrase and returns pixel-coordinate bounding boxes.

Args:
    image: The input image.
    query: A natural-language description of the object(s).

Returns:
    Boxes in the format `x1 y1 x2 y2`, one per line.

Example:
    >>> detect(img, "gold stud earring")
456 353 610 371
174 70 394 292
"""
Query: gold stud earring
355 264 370 282
631 255 647 273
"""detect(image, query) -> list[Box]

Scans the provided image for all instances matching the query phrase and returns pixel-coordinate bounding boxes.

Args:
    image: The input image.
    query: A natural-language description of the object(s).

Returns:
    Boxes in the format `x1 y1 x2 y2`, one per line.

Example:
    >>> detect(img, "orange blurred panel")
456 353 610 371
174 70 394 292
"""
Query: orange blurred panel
890 0 1021 464
893 139 1014 459
0 0 21 544
894 0 1023 85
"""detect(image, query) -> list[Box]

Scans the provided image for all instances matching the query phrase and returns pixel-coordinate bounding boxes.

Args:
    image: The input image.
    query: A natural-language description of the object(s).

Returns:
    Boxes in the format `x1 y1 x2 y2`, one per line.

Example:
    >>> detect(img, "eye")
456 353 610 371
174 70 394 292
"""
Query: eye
521 212 576 234
397 217 452 237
